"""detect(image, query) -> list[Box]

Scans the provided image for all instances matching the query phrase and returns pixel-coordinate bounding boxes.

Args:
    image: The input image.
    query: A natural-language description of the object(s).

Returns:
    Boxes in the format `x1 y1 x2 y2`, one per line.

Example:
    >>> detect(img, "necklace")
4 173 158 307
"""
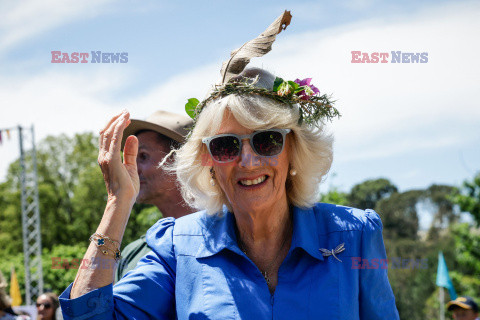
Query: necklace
237 228 290 285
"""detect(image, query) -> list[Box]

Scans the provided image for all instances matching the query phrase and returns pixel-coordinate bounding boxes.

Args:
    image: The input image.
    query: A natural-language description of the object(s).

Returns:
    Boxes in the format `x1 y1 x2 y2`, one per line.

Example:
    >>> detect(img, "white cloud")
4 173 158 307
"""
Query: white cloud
124 63 221 120
0 67 131 179
0 0 114 53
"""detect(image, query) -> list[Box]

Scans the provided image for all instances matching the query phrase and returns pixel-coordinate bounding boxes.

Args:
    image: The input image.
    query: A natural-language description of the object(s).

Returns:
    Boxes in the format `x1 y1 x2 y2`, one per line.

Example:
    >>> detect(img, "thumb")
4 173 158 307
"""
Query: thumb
123 135 138 168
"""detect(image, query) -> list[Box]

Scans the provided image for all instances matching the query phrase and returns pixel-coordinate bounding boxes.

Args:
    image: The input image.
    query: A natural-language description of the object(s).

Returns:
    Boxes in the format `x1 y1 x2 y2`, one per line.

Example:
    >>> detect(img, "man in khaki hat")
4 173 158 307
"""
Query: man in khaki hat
115 110 194 281
447 296 479 320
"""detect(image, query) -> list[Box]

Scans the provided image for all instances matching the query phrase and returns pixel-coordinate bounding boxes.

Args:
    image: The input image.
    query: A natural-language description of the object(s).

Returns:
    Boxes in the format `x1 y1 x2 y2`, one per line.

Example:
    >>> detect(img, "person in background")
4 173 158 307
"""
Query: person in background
0 273 21 320
447 296 479 320
36 293 59 320
0 293 18 320
115 110 194 280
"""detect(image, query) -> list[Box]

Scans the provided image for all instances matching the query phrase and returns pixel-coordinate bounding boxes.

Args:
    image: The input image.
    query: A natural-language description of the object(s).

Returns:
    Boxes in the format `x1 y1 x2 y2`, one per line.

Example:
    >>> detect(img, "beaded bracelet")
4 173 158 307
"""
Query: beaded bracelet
89 233 122 261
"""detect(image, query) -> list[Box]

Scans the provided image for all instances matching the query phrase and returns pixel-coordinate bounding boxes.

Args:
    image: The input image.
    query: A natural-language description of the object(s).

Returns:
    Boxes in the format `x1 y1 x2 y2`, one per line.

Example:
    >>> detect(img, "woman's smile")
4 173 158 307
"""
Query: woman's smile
237 174 269 188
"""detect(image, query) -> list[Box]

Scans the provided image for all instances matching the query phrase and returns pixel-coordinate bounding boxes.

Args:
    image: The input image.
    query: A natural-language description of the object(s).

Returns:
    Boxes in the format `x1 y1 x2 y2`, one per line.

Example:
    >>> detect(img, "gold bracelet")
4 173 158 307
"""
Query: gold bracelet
92 232 120 249
89 233 122 261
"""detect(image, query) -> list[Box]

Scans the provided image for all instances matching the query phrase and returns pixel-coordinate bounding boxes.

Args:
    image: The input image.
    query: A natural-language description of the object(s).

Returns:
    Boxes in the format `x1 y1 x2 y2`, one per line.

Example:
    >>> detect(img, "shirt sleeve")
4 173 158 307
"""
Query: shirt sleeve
59 218 176 320
359 210 400 320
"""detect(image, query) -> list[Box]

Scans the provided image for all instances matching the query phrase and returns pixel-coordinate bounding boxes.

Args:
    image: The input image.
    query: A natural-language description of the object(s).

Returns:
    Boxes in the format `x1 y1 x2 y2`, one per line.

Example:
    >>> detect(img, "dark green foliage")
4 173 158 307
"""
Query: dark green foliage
454 172 480 226
376 190 422 240
348 178 397 210
0 244 86 298
319 188 349 206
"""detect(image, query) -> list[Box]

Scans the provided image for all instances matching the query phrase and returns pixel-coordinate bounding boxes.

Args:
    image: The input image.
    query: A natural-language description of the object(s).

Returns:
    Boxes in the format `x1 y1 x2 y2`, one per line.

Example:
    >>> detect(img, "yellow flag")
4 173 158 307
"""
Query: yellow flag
10 266 22 307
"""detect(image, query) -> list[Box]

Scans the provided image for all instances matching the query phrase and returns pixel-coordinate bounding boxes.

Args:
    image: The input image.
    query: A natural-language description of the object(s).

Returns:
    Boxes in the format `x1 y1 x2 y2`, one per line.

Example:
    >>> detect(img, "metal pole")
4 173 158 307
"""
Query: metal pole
30 125 44 299
18 124 43 305
18 125 32 305
439 287 445 320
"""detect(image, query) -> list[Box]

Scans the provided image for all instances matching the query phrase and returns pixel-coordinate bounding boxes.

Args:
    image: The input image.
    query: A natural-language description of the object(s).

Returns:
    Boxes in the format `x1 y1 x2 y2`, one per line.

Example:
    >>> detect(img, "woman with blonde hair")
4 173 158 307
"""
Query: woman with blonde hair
59 11 399 319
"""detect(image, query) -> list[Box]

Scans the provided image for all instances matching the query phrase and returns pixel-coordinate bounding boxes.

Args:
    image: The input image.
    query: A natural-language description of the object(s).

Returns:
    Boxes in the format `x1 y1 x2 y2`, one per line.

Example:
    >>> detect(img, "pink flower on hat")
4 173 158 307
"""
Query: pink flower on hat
294 78 320 100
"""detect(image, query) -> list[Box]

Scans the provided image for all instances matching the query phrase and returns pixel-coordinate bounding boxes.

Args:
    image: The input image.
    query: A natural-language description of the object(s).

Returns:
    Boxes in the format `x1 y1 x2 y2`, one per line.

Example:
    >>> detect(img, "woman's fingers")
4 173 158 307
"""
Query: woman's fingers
108 113 130 156
99 110 126 155
98 110 130 171
96 110 138 201
100 110 125 135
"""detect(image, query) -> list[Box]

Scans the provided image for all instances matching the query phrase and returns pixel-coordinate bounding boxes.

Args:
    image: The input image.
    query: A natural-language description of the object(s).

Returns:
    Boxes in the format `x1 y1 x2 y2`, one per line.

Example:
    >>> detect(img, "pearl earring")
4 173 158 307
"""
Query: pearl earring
210 167 216 186
290 169 297 176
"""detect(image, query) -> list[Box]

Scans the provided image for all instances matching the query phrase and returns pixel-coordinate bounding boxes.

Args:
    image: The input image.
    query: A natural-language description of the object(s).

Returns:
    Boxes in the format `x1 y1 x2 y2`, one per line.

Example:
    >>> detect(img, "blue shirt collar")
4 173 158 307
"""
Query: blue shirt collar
196 205 324 261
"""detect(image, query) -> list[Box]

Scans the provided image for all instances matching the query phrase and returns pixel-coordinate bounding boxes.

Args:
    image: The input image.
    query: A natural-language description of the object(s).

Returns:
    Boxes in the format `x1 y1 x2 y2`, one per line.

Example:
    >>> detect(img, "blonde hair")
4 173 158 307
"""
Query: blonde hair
174 68 333 214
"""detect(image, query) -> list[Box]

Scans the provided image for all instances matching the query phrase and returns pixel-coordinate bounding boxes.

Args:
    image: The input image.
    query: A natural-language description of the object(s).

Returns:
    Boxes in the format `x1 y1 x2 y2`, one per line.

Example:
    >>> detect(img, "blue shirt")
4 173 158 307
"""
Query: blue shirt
59 203 400 319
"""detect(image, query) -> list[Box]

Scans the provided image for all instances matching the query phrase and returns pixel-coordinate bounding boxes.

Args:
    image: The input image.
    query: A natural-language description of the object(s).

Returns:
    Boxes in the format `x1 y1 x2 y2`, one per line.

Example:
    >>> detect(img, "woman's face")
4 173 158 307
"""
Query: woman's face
210 110 291 214
36 294 54 320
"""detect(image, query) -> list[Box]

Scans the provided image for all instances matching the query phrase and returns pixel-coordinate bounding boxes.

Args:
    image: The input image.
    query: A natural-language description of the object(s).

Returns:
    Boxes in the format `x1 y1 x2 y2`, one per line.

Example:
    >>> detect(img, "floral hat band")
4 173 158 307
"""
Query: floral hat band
185 75 339 130
184 10 340 132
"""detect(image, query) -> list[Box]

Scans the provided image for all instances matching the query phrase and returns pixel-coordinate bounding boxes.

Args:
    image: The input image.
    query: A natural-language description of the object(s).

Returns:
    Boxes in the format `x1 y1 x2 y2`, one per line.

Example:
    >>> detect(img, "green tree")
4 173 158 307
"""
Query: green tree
424 185 459 240
454 172 480 225
319 188 349 206
0 182 22 256
348 178 397 210
375 190 422 240
0 244 87 298
0 133 106 256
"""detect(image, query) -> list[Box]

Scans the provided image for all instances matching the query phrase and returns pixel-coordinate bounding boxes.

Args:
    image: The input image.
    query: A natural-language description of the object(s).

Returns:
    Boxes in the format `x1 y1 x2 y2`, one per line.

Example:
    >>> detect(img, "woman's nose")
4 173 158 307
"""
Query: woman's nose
239 139 258 167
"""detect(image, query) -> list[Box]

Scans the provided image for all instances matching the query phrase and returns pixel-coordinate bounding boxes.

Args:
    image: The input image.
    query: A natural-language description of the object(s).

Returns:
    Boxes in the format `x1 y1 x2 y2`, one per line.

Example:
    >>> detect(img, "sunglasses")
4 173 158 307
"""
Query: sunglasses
36 302 52 309
202 129 291 163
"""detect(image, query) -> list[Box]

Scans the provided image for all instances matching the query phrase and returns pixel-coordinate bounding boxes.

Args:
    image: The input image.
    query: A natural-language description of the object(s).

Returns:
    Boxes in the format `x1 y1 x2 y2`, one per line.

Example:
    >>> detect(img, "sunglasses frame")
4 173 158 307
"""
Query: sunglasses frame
202 128 291 163
36 302 52 309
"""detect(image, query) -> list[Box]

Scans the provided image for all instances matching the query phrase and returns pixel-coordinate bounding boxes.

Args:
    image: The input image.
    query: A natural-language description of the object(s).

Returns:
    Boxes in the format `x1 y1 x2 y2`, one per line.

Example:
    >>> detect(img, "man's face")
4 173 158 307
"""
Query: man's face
452 307 478 320
135 131 173 205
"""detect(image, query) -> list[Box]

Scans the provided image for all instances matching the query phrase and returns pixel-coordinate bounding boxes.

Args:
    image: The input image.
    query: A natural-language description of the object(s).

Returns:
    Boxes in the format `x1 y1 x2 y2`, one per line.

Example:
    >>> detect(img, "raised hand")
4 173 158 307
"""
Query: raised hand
98 110 140 205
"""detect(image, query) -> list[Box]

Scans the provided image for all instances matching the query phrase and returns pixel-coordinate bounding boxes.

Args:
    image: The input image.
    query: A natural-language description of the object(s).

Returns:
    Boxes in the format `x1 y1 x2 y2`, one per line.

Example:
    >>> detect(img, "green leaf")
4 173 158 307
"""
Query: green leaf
273 77 284 91
185 98 199 119
287 80 300 91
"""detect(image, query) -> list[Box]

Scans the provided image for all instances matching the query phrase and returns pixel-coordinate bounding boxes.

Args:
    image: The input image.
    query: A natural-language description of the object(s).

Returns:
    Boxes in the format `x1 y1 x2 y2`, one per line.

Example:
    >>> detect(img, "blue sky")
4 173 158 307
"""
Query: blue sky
1 0 479 217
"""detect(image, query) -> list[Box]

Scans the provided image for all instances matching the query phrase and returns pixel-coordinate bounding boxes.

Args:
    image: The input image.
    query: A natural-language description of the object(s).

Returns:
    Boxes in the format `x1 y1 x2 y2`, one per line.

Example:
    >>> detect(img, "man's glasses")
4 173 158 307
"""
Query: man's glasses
36 302 52 309
202 129 291 163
